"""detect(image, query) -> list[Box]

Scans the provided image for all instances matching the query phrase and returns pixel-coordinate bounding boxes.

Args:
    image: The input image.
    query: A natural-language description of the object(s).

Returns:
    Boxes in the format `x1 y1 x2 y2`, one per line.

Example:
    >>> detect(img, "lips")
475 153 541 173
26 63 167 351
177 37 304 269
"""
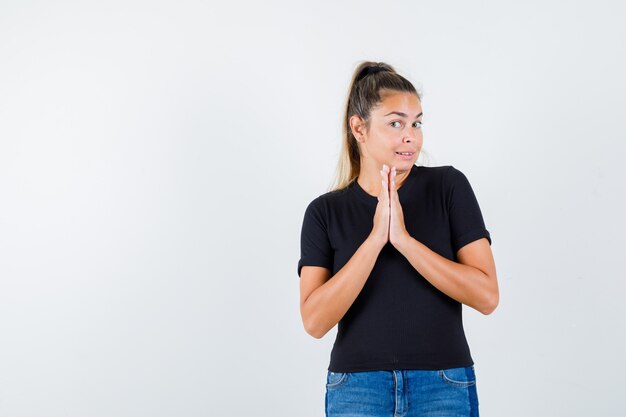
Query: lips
395 152 414 155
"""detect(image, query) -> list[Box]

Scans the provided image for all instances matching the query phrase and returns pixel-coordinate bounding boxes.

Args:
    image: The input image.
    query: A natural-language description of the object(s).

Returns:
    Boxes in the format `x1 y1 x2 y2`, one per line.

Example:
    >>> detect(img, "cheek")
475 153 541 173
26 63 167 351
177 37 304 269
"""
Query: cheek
370 137 392 152
416 131 424 145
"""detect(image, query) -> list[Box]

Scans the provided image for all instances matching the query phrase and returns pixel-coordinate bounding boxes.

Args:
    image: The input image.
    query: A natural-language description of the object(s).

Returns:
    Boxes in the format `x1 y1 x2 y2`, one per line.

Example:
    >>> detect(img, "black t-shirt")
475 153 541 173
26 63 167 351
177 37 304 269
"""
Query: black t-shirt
297 164 492 372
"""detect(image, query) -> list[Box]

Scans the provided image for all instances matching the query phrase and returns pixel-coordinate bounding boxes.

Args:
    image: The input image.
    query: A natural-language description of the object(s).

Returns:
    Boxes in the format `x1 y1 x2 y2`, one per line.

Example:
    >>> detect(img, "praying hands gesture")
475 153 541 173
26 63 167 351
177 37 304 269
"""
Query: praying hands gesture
370 164 411 249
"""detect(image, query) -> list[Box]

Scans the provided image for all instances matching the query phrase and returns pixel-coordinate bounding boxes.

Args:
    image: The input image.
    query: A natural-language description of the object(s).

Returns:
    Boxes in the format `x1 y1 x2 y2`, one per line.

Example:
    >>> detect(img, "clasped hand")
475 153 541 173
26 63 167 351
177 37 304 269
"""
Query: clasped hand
371 164 410 248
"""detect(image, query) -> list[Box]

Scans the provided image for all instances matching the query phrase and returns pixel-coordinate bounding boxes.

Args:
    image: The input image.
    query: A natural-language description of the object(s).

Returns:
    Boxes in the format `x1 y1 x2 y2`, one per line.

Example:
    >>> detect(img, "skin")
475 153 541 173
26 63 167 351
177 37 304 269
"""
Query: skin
299 90 499 339
349 89 424 247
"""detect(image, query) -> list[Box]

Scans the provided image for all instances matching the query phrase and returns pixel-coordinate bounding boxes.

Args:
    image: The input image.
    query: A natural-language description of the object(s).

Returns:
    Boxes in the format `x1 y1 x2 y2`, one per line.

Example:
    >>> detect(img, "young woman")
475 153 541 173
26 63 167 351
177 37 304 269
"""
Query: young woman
297 61 499 416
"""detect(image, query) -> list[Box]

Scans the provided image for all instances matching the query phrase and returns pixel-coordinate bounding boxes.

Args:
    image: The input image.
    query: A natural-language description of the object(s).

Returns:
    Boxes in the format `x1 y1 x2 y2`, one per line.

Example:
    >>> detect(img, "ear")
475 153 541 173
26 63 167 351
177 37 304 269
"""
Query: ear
349 115 367 142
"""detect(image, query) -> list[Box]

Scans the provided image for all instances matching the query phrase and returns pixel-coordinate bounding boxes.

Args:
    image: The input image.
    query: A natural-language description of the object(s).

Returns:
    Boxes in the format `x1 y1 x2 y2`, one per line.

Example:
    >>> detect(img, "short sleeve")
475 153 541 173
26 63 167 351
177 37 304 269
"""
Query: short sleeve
297 198 333 278
444 166 492 254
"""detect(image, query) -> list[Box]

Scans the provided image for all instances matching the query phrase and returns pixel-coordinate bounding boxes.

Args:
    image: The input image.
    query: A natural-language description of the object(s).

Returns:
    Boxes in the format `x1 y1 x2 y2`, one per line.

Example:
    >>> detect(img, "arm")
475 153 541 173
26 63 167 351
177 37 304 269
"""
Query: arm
394 234 499 315
300 235 385 339
387 165 498 315
300 169 392 339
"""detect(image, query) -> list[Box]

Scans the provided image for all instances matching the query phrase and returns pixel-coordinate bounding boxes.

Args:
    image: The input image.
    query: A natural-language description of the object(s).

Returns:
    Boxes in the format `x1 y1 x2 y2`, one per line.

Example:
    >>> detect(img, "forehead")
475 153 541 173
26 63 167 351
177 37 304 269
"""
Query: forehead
374 91 422 115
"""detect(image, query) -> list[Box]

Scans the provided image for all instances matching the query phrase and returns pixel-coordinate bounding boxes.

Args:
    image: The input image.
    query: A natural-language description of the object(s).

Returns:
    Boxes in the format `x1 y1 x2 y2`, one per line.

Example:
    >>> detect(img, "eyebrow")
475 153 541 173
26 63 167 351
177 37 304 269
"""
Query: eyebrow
384 111 423 119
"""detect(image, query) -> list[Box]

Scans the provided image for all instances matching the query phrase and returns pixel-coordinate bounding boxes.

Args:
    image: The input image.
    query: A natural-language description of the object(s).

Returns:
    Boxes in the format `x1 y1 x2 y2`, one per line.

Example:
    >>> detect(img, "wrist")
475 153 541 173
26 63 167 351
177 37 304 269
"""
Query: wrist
392 232 413 252
366 234 387 251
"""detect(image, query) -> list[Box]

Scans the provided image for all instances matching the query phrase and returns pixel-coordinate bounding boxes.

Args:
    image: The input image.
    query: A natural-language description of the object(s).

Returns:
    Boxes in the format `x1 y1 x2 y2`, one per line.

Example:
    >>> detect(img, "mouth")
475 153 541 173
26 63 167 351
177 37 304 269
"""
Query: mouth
395 152 415 156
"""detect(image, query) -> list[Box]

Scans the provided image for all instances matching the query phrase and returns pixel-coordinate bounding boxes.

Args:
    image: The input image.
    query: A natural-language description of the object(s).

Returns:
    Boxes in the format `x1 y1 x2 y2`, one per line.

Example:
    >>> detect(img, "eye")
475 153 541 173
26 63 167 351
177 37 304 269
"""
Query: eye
413 121 422 128
390 121 402 128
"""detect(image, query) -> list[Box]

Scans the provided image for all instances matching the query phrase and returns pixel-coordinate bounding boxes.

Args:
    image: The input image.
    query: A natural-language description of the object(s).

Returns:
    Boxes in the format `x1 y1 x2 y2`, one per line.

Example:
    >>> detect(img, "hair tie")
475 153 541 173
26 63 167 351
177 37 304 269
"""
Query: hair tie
357 66 387 82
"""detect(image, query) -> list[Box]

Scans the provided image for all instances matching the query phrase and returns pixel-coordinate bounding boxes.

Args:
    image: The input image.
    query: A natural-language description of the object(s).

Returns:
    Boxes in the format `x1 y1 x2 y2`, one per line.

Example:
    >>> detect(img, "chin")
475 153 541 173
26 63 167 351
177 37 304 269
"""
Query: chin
390 159 415 170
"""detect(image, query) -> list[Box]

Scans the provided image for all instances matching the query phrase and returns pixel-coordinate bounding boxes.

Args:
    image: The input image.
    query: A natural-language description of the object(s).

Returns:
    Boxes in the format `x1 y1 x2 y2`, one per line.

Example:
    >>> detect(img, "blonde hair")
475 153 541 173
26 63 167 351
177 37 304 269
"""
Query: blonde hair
328 61 428 192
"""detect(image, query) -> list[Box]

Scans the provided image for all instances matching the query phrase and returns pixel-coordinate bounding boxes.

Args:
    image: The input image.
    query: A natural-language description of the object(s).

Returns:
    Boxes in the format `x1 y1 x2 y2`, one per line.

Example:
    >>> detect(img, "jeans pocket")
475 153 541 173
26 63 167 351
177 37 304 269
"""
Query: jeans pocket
439 365 476 388
326 371 349 389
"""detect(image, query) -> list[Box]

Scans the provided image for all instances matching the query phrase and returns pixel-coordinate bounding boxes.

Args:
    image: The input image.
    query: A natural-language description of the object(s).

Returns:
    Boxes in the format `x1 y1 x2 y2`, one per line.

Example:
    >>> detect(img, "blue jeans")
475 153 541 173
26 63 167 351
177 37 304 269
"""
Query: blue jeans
325 366 479 417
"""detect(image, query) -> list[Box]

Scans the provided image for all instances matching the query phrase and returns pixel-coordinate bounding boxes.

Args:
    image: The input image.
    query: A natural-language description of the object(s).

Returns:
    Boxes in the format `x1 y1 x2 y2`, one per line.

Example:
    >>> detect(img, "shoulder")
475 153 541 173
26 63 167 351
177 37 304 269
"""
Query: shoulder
414 165 476 196
303 186 351 218
306 185 352 208
439 165 472 187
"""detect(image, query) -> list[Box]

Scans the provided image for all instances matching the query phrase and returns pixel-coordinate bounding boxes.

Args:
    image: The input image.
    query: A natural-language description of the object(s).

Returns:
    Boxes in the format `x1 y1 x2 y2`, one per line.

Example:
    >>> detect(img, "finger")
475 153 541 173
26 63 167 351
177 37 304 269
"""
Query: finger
383 165 390 197
391 168 402 210
386 164 391 190
385 165 391 195
379 168 387 202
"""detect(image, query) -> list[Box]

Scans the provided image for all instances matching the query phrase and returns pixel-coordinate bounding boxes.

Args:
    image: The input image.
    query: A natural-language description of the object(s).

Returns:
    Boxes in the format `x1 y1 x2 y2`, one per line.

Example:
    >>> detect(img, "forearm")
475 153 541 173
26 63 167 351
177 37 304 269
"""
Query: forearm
394 234 495 314
302 235 385 339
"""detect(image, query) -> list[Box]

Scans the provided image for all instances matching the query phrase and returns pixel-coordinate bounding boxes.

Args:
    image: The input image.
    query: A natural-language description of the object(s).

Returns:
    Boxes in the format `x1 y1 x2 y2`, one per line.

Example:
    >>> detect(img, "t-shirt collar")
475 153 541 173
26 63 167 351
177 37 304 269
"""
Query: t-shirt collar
350 164 419 208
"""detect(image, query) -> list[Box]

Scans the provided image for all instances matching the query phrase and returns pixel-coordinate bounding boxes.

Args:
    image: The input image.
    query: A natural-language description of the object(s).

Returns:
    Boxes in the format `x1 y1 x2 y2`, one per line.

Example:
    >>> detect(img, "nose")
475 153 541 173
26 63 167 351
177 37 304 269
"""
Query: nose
402 127 416 142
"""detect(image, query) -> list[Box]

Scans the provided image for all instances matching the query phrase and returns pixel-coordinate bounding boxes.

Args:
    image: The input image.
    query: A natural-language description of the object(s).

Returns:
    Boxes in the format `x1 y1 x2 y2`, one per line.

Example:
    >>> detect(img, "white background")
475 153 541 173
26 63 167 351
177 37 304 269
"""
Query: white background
1 1 625 416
